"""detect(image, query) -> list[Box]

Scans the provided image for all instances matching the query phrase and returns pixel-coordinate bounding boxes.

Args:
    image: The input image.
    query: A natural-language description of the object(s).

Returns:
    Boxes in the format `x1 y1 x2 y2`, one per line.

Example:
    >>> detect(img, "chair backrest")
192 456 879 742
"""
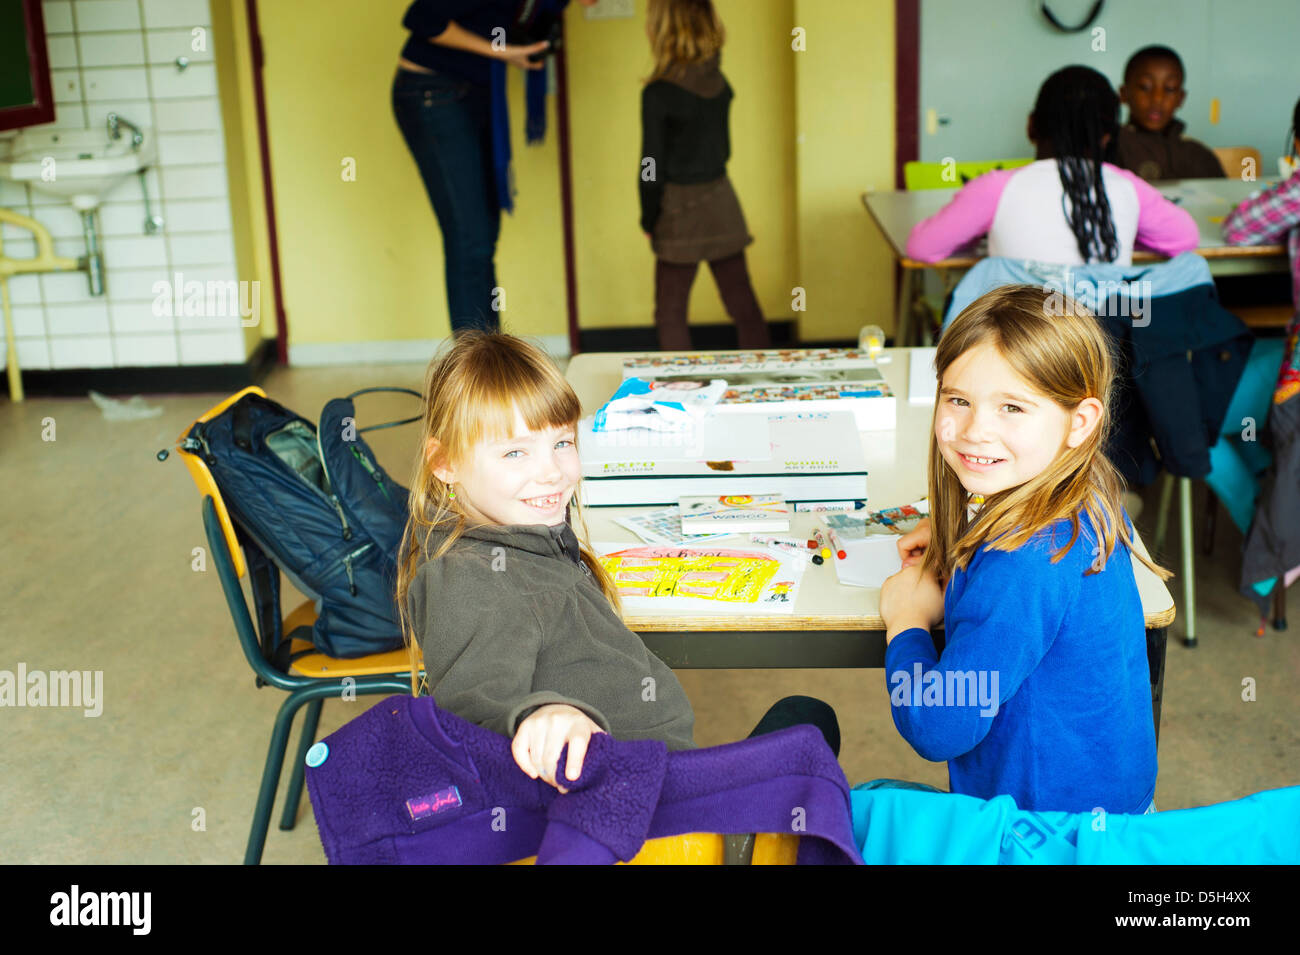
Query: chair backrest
904 157 1033 191
176 386 268 579
178 387 302 684
1212 146 1262 180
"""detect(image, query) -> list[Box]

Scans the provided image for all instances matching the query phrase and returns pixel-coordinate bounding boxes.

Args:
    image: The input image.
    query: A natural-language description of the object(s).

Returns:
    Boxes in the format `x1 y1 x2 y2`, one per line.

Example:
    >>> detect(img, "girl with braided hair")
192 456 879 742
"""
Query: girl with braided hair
906 66 1197 266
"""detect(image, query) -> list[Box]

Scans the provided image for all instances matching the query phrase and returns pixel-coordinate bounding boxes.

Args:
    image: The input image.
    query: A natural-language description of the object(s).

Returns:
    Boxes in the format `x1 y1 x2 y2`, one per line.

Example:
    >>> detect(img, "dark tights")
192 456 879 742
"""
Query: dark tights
654 252 772 351
748 695 840 757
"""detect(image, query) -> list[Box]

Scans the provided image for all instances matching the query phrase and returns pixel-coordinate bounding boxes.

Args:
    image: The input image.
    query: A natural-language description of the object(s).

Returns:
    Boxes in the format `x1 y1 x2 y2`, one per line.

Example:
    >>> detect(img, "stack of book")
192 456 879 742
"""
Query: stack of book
621 348 896 431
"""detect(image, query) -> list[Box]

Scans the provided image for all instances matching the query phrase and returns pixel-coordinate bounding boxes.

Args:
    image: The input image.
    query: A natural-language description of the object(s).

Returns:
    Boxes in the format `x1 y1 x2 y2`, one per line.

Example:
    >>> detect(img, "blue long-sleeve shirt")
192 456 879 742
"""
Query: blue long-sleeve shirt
885 512 1157 814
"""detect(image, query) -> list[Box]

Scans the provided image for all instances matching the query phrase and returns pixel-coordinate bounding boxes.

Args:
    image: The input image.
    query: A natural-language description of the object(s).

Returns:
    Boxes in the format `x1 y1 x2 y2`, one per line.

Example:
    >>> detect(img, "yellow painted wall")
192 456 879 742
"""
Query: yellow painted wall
792 0 896 341
566 0 796 330
214 0 897 353
211 0 273 358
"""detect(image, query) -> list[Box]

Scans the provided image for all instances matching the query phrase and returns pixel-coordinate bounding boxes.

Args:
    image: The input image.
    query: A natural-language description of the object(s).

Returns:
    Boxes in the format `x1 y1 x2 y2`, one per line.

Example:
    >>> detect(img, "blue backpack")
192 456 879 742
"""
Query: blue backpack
182 388 421 661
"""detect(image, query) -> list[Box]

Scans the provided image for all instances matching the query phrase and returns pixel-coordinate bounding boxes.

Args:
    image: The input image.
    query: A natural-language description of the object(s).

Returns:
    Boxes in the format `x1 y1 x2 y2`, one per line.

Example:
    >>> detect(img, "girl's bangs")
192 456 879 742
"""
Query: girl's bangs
455 360 581 450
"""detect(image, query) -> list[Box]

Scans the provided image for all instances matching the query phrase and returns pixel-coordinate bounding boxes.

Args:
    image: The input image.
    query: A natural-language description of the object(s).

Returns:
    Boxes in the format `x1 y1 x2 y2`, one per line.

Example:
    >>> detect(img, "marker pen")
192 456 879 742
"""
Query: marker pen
749 535 808 552
812 528 832 561
824 527 847 560
794 501 868 512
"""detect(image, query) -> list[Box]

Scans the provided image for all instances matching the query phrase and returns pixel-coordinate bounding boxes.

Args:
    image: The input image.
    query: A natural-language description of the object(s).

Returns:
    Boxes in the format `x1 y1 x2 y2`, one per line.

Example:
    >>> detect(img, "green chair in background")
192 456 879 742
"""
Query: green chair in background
896 159 1034 345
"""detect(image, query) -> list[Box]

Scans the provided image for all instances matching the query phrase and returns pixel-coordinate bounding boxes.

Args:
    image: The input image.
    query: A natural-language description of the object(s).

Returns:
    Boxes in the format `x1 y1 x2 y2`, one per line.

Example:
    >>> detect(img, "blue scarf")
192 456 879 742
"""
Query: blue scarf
489 0 565 214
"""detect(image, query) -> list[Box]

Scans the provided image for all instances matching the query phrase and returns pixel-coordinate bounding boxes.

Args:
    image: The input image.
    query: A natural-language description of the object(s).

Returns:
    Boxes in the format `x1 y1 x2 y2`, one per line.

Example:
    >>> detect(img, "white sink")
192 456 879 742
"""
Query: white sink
0 126 155 211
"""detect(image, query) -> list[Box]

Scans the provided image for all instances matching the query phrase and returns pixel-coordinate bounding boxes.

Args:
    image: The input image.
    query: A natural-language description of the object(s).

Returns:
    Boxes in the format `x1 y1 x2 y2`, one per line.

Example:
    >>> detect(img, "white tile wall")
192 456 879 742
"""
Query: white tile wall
114 333 178 366
141 0 211 31
82 67 150 102
3 0 245 374
43 1 73 34
73 0 142 33
145 29 215 65
77 34 147 69
50 335 113 368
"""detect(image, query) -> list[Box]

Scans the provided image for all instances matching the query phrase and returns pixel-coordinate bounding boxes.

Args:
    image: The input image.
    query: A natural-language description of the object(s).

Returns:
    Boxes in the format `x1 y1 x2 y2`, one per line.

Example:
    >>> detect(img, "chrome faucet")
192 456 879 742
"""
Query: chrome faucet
106 112 144 149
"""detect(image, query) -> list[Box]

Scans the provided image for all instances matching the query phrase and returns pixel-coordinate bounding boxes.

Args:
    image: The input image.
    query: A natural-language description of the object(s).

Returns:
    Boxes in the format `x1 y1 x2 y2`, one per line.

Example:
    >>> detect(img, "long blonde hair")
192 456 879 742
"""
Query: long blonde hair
645 0 725 83
922 284 1171 586
395 332 622 695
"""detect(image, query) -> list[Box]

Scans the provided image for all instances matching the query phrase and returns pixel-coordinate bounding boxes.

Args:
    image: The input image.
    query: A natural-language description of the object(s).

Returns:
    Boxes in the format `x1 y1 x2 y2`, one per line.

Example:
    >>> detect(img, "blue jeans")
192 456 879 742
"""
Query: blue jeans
391 68 501 334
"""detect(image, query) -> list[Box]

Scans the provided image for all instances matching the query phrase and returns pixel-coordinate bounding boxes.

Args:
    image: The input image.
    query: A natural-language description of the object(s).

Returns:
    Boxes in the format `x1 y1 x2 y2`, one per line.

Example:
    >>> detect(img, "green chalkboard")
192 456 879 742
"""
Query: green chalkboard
0 1 37 110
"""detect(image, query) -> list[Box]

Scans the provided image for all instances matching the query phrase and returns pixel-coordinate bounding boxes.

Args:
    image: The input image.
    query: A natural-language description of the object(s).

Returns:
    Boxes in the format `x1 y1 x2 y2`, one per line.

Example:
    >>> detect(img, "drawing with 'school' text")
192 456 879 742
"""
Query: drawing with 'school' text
594 544 806 613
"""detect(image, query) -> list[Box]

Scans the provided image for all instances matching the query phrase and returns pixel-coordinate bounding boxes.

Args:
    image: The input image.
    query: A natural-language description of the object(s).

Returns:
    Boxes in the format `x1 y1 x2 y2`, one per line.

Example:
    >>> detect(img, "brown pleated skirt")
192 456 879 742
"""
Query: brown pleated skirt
652 175 754 265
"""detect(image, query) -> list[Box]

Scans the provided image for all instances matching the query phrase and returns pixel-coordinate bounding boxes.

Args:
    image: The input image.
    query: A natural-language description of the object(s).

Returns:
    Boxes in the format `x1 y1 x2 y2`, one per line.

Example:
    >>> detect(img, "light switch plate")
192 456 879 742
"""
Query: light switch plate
585 0 636 20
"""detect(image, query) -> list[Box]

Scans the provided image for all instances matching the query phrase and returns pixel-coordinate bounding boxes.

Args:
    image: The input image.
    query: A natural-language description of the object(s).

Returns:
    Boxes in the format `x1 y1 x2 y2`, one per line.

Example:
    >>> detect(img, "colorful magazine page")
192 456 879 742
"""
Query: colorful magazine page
613 507 735 546
593 377 727 433
623 348 880 378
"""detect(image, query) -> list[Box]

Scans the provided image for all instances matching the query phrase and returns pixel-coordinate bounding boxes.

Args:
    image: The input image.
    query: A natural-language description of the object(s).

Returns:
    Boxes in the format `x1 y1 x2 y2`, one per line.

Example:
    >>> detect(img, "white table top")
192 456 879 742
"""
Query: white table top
566 348 1176 631
862 176 1287 266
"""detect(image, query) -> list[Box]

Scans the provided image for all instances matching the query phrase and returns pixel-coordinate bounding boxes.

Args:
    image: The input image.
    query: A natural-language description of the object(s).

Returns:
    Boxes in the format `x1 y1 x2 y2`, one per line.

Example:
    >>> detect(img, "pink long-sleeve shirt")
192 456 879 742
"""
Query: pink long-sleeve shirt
1222 168 1300 308
905 159 1200 265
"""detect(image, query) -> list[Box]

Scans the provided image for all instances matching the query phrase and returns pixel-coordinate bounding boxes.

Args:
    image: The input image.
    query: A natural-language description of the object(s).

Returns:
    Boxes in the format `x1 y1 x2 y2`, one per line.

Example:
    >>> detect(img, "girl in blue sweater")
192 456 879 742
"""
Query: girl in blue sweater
879 284 1171 814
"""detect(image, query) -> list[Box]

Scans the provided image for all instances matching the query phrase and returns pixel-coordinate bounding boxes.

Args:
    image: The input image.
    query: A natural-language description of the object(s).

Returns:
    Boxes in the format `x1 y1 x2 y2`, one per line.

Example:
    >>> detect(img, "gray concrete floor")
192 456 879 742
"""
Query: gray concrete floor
2 361 1297 864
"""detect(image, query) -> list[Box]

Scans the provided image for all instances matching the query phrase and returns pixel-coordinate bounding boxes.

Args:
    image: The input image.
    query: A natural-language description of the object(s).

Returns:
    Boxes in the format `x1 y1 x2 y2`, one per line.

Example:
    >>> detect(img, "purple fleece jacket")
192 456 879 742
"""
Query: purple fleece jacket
306 695 860 865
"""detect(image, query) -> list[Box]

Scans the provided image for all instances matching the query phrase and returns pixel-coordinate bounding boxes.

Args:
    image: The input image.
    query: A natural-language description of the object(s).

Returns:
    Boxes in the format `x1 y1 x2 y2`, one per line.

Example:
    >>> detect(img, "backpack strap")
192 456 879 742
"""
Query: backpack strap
272 626 321 673
344 387 424 433
231 395 256 450
237 527 283 660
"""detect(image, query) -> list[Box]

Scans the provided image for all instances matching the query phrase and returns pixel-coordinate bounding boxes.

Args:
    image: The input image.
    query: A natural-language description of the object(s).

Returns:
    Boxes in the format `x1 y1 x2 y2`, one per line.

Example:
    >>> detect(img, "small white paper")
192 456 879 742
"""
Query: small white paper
833 535 904 589
908 348 938 404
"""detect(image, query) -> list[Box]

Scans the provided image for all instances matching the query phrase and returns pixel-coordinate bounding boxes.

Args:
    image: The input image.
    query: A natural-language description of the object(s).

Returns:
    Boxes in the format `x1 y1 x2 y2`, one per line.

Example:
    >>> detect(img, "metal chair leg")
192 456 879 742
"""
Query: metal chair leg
245 680 409 864
1180 477 1197 647
1201 491 1217 557
246 690 308 865
895 267 915 347
279 697 324 831
1152 473 1175 557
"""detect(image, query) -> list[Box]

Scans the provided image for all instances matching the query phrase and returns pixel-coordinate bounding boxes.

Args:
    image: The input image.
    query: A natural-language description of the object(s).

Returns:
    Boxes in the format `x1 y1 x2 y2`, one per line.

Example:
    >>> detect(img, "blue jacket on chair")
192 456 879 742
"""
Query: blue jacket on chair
851 784 1300 864
944 254 1253 486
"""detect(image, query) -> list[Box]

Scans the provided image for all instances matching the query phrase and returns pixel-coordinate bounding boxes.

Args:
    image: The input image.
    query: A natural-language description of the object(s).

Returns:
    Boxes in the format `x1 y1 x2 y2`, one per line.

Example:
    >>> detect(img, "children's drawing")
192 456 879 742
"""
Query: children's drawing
594 543 805 614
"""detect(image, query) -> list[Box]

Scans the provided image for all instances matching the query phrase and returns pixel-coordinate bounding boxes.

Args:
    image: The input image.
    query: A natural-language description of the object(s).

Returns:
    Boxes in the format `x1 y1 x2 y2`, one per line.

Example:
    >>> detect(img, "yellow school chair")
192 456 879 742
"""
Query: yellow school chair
1212 146 1263 180
176 386 419 864
510 833 800 865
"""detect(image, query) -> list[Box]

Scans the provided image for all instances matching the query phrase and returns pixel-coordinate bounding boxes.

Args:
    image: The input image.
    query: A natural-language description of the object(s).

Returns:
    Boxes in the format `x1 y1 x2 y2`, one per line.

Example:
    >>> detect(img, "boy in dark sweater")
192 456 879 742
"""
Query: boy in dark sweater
1115 45 1224 182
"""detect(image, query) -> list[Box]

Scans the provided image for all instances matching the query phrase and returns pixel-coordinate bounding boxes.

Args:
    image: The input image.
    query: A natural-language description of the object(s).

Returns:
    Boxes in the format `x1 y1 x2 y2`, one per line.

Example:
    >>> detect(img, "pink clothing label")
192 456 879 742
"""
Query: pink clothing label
406 785 463 820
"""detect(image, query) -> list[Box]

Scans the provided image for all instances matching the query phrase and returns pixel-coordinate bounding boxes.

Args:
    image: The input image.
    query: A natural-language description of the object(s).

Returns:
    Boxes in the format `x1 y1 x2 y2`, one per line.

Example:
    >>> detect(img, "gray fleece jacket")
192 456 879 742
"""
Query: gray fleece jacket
408 513 696 750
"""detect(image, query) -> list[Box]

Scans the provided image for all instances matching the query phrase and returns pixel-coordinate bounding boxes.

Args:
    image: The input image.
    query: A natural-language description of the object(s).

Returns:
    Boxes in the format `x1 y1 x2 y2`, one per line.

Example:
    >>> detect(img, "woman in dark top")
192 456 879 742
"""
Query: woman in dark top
639 0 771 351
393 1 595 334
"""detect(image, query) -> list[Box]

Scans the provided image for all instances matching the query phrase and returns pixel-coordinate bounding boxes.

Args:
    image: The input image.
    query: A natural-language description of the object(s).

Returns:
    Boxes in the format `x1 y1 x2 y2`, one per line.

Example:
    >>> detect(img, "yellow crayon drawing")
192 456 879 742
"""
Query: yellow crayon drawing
598 546 781 603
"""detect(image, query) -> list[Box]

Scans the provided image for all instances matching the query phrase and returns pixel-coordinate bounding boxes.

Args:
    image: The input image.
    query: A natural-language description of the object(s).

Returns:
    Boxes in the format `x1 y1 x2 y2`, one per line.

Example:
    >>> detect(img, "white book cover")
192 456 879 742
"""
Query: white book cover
580 411 868 506
679 493 790 534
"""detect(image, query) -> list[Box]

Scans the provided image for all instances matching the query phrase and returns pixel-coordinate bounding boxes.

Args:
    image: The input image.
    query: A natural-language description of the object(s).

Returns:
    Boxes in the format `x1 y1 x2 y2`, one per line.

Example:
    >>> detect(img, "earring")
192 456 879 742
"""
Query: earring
447 483 456 500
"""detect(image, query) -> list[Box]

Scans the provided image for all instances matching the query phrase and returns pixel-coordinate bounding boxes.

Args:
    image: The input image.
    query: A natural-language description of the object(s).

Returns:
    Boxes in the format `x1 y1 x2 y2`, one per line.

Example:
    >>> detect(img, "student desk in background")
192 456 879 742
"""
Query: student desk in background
861 177 1290 345
567 348 1177 744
